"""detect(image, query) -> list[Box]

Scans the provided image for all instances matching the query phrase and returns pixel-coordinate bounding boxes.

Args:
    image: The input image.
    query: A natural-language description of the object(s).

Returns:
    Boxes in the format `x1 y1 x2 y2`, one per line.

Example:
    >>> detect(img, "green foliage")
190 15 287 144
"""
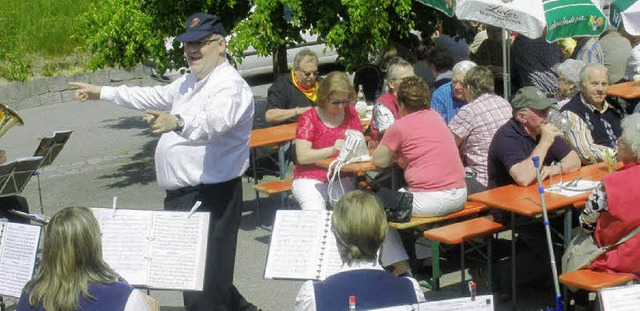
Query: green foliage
0 55 33 82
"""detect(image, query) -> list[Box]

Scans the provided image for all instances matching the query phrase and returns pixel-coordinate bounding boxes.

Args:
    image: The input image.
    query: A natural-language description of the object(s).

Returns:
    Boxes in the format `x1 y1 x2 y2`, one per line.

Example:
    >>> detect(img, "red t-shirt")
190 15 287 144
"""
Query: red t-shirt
380 109 465 192
294 106 363 182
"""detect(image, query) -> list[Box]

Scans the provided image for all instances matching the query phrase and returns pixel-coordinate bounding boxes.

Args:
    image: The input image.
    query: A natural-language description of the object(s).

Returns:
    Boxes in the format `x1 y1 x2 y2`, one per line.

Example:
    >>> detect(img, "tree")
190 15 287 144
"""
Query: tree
81 0 469 75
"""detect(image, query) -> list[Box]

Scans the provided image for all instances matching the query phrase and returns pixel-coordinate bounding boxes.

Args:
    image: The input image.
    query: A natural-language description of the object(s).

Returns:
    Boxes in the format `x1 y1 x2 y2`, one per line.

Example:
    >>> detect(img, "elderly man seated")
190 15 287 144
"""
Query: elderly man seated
448 66 512 192
561 63 625 164
430 60 476 124
485 86 581 299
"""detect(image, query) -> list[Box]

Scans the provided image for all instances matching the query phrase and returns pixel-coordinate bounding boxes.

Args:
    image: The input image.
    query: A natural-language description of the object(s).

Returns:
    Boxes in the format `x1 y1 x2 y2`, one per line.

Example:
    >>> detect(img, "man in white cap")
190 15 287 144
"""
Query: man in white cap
70 12 257 311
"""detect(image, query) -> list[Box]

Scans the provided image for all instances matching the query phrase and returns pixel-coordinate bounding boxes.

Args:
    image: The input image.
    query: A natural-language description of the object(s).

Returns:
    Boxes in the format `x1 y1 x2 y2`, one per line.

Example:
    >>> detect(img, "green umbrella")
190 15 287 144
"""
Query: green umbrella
416 0 455 17
544 0 607 42
610 0 640 36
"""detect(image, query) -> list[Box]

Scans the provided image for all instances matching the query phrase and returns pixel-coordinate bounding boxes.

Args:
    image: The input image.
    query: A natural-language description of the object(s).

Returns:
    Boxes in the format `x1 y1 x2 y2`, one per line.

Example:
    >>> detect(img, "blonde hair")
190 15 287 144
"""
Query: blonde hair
316 71 356 109
24 207 120 311
331 190 387 265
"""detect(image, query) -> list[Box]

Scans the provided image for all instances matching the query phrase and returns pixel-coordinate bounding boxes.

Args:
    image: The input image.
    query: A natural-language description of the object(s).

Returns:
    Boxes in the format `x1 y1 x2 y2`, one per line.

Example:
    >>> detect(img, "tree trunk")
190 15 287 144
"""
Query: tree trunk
272 44 288 81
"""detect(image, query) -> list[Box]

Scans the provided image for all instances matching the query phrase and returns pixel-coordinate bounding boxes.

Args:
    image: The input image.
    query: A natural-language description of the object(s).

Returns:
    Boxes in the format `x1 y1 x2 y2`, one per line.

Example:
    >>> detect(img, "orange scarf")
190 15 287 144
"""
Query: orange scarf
291 69 317 102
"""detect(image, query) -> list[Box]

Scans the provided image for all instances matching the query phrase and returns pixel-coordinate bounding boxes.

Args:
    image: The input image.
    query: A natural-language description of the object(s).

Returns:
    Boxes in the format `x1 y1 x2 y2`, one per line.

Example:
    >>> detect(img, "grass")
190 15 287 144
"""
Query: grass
0 0 92 81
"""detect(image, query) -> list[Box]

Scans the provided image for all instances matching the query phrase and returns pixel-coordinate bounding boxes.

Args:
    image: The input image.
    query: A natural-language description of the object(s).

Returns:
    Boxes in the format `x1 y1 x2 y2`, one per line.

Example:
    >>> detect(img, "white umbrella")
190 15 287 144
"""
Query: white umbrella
610 0 640 36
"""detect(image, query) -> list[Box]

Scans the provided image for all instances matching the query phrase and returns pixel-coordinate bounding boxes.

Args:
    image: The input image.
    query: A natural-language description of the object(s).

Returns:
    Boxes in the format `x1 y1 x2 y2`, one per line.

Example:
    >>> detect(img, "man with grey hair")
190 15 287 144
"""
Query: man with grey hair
555 59 585 107
430 60 477 124
266 48 319 124
448 66 512 191
561 63 624 164
371 57 414 142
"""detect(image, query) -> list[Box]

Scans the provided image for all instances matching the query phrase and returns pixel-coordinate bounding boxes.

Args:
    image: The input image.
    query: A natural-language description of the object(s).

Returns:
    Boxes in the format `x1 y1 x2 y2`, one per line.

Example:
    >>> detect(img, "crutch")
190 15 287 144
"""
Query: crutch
532 156 563 311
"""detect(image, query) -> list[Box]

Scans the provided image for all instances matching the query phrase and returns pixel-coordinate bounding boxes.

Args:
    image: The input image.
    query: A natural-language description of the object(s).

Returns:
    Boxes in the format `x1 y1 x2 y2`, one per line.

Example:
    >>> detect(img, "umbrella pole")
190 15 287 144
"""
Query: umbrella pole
502 28 510 99
532 156 563 311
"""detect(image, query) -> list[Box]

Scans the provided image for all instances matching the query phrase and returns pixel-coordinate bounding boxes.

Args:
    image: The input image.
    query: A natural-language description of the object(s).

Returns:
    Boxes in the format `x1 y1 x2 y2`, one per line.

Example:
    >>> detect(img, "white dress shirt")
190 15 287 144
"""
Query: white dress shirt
101 61 254 190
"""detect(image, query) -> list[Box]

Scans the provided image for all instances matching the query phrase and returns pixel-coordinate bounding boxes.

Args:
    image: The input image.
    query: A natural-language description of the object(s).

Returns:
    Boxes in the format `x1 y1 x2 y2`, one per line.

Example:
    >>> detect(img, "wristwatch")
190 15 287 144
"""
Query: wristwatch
174 114 185 132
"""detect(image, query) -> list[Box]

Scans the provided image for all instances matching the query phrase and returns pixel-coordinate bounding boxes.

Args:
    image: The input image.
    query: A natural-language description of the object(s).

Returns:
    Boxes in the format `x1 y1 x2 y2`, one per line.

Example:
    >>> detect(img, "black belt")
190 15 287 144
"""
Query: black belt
165 177 241 197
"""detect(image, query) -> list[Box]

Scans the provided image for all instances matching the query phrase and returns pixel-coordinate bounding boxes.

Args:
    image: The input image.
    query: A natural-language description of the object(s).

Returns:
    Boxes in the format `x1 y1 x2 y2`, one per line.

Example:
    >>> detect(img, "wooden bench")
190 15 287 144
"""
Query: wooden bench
389 201 488 230
253 178 294 228
559 269 634 292
423 217 507 293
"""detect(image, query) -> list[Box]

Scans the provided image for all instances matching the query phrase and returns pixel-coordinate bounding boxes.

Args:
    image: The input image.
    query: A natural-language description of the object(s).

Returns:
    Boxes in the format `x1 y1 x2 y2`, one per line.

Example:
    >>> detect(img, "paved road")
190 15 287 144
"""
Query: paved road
2 75 555 311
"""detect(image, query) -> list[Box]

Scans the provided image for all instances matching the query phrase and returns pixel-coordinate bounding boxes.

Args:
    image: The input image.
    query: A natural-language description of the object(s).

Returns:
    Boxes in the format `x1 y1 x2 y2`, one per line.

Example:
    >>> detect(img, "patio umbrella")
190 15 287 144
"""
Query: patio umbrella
610 0 640 36
454 0 607 42
416 0 456 17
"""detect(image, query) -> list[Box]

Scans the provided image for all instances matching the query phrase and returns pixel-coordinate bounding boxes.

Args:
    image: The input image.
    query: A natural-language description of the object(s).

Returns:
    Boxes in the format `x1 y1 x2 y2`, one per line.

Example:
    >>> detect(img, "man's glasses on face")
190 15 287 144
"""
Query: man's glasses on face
330 99 352 106
299 69 319 78
186 38 221 49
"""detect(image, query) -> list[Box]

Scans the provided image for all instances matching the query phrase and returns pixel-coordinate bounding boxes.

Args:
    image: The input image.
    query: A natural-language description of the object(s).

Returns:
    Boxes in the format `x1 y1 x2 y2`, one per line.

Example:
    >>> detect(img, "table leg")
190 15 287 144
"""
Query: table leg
252 148 261 227
278 143 287 208
511 212 518 306
564 207 573 249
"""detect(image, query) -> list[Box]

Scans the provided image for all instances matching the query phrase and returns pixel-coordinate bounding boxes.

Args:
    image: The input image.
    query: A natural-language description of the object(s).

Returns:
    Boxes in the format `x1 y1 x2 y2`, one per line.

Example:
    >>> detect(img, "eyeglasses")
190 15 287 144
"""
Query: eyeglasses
330 99 352 106
299 69 319 78
186 38 221 49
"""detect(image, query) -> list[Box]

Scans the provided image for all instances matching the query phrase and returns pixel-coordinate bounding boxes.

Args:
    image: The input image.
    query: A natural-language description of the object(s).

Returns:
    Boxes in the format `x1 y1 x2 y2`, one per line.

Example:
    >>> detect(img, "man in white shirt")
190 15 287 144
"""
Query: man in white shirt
70 13 256 311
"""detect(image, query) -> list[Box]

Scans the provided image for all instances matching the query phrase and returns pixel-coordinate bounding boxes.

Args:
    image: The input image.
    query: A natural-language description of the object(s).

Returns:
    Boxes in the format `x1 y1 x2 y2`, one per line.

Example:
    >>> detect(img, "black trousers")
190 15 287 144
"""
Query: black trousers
164 177 255 311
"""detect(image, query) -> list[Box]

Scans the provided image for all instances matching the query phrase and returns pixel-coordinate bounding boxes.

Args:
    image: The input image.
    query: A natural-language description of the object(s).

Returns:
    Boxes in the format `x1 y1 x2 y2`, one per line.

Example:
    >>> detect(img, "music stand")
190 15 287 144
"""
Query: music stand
31 130 72 213
0 157 43 198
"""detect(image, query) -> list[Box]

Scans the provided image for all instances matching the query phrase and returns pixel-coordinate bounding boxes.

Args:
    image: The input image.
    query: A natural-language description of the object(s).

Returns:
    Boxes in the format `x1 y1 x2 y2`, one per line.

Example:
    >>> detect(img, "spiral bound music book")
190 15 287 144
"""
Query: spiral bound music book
0 221 42 298
91 208 210 291
264 210 343 280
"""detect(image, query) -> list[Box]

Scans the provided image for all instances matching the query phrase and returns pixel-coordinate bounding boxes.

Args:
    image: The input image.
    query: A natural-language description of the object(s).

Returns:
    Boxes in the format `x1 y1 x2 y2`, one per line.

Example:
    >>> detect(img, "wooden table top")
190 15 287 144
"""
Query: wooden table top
249 123 297 148
608 81 640 99
468 162 612 217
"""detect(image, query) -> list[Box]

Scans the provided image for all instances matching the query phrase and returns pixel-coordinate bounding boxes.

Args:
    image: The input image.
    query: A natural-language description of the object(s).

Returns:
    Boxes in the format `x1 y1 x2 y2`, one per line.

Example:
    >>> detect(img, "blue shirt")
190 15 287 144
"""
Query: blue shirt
430 82 466 124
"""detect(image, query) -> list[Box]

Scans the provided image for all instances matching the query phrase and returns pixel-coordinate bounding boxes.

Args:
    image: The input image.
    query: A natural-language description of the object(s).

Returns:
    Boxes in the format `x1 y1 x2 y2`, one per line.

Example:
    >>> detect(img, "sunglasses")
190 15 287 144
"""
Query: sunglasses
299 69 319 78
330 99 353 106
186 38 221 48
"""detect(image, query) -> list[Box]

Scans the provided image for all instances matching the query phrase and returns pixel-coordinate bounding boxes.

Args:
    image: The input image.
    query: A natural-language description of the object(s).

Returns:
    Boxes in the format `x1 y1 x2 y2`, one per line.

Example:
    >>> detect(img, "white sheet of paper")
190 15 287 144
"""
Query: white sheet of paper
0 222 42 298
368 295 494 311
264 210 334 280
546 180 600 197
599 284 640 311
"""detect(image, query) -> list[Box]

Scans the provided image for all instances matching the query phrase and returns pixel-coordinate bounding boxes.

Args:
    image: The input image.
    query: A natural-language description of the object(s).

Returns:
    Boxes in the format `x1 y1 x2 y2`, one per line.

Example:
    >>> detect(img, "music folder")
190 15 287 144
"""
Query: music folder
0 221 42 298
0 156 43 197
32 130 72 167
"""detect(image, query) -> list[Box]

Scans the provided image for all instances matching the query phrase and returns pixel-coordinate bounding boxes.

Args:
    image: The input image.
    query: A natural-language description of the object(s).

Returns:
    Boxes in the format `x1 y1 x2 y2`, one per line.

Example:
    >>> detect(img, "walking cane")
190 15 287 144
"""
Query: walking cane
532 156 563 311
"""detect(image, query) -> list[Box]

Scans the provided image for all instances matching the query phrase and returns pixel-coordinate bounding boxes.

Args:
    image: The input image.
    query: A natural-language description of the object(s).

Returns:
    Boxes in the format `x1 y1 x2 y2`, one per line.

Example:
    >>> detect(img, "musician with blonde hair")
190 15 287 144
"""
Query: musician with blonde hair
18 206 157 311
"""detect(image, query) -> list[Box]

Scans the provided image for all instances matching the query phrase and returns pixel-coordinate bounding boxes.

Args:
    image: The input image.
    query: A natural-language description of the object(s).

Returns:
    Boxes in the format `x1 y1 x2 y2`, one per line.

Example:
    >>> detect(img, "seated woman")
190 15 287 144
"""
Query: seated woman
555 59 585 107
579 113 640 277
18 206 157 311
292 71 363 210
373 76 467 217
294 190 425 311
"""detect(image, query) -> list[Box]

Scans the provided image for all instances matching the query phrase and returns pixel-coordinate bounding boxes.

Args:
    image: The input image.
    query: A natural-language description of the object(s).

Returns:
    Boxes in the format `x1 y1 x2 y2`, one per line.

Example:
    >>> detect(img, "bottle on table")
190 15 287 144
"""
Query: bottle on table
355 84 368 119
349 295 356 311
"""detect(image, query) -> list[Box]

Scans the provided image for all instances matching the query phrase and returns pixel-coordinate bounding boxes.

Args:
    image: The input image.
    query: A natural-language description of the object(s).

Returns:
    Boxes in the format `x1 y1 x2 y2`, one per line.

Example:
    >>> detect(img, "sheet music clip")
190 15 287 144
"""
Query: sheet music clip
112 196 117 218
468 281 476 301
187 201 202 218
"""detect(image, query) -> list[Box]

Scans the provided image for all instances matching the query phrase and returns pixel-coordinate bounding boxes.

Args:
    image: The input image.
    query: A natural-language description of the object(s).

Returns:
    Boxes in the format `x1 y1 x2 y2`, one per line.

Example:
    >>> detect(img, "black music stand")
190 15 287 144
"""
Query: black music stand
31 130 72 213
0 157 43 198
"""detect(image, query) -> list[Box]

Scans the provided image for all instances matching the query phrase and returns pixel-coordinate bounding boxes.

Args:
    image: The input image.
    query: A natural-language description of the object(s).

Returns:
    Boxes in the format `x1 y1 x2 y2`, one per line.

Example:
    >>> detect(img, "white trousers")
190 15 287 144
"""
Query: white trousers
291 177 355 211
407 186 467 217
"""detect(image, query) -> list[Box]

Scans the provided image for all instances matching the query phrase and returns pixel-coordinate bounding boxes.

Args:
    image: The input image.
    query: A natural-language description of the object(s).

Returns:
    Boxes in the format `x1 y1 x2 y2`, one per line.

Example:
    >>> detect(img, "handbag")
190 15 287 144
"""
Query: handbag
562 225 640 274
374 187 413 223
327 130 371 206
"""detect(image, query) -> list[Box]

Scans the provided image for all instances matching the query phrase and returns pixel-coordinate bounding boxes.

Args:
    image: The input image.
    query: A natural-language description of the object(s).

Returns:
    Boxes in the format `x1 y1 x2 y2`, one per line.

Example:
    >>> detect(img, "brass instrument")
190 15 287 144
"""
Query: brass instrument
0 104 24 138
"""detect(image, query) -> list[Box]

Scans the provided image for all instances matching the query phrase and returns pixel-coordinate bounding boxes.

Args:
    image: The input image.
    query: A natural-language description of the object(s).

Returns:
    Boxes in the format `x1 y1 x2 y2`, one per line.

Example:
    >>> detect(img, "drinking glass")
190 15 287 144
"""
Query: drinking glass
546 161 563 191
546 108 571 133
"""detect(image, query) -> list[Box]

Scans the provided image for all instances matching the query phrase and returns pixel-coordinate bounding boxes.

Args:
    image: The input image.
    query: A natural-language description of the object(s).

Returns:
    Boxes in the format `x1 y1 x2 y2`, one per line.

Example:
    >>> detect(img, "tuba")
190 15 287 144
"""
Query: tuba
0 104 24 139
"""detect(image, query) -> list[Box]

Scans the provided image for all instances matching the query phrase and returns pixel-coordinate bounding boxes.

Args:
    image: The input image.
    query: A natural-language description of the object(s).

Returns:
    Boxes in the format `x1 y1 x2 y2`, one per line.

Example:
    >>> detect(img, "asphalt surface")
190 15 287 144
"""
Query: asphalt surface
1 73 559 311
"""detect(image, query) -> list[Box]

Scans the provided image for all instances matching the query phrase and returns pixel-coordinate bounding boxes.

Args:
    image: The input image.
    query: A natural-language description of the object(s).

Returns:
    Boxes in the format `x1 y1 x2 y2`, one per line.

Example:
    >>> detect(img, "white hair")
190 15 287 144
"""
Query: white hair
556 59 585 84
452 60 477 76
621 113 640 159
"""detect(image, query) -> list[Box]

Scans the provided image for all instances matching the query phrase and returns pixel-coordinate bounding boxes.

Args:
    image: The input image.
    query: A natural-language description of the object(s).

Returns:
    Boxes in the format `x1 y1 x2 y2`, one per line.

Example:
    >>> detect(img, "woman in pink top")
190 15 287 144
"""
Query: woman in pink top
374 76 467 217
292 71 363 210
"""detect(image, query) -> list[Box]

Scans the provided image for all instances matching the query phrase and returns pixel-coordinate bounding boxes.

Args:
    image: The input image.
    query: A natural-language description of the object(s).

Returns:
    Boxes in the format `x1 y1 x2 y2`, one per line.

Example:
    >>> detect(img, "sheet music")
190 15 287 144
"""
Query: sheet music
0 222 42 298
318 220 343 280
147 212 209 290
599 284 640 311
368 295 494 311
264 210 335 280
92 208 153 286
92 208 210 290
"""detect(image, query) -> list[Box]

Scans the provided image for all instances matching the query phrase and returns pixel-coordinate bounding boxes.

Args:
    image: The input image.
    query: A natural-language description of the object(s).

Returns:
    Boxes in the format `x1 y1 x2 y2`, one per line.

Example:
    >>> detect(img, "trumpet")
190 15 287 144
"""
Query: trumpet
0 104 24 139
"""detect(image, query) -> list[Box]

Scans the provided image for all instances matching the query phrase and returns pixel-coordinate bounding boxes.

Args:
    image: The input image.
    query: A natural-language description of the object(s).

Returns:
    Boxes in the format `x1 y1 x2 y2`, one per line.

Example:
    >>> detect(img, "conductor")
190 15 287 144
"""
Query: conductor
69 13 256 311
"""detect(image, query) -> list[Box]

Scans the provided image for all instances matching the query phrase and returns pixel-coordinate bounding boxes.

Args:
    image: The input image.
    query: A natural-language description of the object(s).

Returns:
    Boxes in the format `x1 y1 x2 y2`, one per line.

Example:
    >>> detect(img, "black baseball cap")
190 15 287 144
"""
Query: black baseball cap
175 13 227 42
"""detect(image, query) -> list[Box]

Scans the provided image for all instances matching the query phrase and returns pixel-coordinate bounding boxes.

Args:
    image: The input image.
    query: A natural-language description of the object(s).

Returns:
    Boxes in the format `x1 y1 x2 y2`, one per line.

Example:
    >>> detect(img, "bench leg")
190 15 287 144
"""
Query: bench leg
432 239 441 291
460 242 466 296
